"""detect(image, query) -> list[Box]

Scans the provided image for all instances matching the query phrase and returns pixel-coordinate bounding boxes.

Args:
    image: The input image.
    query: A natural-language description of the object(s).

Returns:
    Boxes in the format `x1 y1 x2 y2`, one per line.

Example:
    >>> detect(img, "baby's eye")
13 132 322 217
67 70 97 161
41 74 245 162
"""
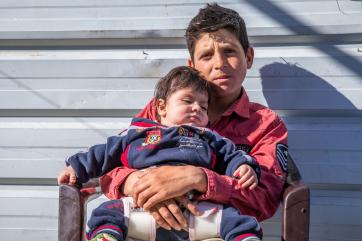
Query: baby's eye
201 105 208 111
182 99 192 104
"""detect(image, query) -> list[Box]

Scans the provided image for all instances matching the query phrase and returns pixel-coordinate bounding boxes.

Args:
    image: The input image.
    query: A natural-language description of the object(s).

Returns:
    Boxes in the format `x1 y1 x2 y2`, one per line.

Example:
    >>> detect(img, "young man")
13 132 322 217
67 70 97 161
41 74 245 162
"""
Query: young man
58 66 262 241
101 3 288 232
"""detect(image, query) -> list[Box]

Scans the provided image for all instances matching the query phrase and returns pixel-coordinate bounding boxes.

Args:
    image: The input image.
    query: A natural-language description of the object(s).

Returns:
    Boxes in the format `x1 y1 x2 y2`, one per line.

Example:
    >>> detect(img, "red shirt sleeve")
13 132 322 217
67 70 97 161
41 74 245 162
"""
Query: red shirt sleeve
196 117 288 221
100 166 136 199
100 99 157 199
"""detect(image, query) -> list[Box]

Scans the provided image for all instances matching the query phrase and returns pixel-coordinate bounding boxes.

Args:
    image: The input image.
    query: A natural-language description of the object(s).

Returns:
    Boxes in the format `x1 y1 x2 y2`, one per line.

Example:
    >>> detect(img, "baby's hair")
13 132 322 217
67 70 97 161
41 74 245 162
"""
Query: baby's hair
154 66 211 102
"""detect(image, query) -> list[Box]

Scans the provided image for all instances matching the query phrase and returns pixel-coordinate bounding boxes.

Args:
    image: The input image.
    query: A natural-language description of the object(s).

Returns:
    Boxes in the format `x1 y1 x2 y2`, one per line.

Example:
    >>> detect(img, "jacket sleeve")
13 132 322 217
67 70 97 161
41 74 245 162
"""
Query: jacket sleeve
207 130 260 179
66 134 129 184
197 118 288 221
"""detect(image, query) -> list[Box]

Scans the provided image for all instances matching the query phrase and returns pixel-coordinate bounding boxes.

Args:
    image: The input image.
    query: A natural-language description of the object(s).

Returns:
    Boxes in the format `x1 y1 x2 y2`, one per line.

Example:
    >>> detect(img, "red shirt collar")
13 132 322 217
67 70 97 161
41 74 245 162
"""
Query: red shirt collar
221 88 250 119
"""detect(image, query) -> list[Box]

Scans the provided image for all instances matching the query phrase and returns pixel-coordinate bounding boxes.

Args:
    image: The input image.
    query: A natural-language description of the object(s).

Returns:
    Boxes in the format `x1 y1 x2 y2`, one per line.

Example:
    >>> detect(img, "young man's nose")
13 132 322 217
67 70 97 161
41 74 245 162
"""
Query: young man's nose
214 51 227 69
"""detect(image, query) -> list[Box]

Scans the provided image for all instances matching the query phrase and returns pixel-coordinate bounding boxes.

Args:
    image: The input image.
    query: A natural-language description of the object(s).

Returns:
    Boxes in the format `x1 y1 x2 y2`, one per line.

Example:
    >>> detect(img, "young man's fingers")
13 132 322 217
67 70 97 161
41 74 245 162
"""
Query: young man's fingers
141 186 177 210
150 208 171 230
155 203 182 231
135 189 156 208
132 181 153 207
164 199 188 229
133 172 170 208
175 196 200 216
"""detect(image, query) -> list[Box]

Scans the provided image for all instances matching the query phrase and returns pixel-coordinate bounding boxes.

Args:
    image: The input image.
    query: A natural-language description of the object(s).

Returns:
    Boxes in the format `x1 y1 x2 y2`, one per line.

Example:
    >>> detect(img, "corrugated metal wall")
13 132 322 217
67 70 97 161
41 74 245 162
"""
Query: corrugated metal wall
0 1 361 240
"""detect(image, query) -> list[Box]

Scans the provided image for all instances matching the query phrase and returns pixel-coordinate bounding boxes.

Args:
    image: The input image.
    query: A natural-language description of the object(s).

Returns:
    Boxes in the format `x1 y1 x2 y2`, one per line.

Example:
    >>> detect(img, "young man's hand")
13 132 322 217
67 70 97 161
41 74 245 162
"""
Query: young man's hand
57 166 77 185
131 165 207 210
233 164 258 190
148 196 200 231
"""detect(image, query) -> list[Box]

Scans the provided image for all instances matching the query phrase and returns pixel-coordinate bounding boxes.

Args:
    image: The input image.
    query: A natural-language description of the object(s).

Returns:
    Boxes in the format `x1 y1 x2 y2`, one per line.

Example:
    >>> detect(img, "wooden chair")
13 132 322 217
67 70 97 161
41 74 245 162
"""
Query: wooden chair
58 155 309 241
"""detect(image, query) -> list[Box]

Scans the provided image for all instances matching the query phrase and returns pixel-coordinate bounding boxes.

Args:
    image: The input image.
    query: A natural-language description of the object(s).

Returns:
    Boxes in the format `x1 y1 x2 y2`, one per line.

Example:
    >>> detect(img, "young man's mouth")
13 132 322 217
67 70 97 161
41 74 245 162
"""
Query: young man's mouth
214 74 231 81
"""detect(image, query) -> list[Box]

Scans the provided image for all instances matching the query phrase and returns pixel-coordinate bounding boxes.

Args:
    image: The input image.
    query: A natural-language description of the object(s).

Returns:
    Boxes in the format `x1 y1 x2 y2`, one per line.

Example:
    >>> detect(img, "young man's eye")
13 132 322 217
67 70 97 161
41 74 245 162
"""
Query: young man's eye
200 53 212 60
225 48 235 54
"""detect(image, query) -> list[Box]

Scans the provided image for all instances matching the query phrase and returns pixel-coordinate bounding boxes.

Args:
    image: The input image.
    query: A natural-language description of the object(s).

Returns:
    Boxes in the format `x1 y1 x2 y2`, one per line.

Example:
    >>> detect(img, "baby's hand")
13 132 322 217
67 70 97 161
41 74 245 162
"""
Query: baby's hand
233 164 258 190
57 166 77 185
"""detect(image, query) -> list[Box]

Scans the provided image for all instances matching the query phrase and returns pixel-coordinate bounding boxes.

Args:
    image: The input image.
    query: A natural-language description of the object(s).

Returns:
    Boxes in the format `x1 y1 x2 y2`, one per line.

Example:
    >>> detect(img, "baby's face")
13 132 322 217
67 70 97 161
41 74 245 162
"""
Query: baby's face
158 87 209 127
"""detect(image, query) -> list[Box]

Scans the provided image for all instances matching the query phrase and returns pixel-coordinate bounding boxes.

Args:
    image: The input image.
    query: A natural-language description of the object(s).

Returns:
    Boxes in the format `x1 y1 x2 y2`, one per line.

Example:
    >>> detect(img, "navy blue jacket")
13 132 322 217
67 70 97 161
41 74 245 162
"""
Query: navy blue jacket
66 118 260 183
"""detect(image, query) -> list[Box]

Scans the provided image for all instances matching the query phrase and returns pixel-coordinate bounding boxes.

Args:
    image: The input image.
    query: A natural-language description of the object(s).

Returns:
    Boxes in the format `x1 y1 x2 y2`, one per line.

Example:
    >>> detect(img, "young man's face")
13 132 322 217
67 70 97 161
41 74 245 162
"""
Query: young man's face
157 87 209 127
189 29 254 100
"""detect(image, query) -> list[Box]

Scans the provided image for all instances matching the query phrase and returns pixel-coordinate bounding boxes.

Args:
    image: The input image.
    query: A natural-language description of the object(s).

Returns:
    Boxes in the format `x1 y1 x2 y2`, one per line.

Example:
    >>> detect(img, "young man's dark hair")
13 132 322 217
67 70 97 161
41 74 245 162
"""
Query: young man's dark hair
185 3 250 60
154 66 211 101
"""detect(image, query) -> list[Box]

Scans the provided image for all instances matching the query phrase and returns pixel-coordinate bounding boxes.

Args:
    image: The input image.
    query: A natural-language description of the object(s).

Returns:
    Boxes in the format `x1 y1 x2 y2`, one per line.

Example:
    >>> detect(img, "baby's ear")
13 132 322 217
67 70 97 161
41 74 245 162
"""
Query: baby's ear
156 98 167 117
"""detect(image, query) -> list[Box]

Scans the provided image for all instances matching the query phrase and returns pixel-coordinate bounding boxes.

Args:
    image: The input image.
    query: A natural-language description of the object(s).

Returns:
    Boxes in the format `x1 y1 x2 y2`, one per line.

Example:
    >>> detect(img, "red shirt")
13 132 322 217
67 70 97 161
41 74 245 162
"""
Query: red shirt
100 88 288 221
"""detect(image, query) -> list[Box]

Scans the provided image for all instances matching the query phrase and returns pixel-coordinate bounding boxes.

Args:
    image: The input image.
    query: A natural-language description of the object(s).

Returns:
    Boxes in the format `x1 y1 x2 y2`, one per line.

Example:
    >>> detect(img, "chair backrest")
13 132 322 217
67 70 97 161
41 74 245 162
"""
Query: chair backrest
286 155 302 184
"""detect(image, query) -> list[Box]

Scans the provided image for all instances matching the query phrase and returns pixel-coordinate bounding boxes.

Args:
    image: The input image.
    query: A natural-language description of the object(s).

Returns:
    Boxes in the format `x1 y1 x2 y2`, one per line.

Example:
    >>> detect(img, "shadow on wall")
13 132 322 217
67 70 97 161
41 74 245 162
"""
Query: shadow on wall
259 62 357 112
259 62 358 181
245 0 362 78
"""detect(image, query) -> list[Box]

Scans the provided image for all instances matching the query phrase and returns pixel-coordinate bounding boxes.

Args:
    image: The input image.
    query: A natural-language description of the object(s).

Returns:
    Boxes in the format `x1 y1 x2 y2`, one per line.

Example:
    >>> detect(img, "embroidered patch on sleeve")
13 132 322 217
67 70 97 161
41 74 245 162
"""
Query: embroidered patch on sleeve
276 143 288 172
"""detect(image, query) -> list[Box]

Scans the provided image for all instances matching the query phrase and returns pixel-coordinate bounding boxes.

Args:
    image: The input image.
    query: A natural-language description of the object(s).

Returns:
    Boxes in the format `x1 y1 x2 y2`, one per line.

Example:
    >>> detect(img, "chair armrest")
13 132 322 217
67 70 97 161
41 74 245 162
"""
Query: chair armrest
58 179 101 241
58 184 82 241
282 181 310 241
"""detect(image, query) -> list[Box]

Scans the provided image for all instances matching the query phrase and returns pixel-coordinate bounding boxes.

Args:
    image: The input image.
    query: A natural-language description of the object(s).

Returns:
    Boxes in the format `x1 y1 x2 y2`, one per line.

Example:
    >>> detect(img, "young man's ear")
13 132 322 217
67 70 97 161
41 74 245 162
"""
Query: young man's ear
188 58 194 68
246 47 254 69
156 98 167 117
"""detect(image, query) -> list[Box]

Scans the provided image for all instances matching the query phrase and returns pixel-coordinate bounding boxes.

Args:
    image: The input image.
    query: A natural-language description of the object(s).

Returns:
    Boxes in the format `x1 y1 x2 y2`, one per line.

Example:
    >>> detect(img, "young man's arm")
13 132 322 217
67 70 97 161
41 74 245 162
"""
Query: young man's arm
197 118 288 221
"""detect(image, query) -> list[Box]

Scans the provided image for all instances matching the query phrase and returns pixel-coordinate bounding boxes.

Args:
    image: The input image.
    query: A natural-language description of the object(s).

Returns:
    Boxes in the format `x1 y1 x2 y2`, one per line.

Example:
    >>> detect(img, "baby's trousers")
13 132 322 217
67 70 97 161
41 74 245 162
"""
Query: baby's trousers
87 198 262 241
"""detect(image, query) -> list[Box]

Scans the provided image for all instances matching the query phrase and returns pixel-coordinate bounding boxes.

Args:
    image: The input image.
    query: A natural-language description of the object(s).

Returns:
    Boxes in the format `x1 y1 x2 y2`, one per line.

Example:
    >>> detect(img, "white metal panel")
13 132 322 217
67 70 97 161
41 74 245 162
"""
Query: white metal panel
0 1 361 39
0 46 361 110
0 185 58 239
